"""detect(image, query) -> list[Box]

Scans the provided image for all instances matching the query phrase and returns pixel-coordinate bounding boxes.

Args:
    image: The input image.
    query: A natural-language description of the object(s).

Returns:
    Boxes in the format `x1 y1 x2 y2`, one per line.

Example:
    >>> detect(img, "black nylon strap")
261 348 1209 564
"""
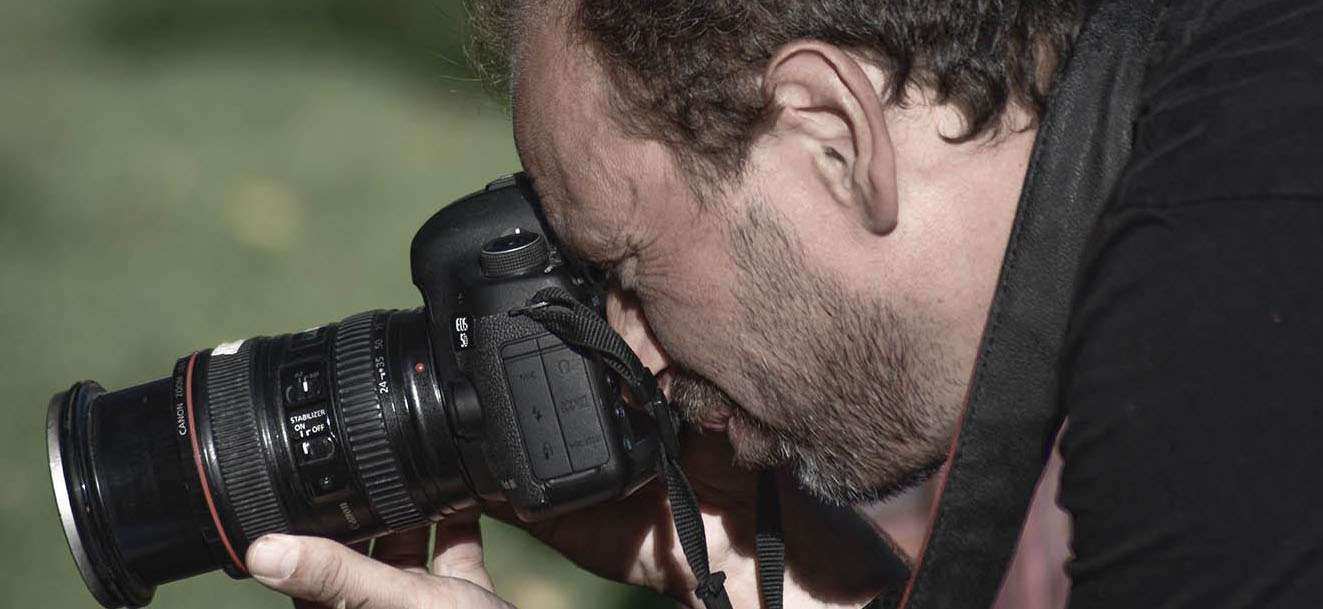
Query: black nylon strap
513 287 732 609
755 471 785 609
868 2 1166 608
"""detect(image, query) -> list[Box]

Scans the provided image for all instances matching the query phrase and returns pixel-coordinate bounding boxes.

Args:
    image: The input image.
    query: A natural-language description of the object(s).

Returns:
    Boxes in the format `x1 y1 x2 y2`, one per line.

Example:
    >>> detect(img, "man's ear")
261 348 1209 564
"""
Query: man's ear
761 40 898 234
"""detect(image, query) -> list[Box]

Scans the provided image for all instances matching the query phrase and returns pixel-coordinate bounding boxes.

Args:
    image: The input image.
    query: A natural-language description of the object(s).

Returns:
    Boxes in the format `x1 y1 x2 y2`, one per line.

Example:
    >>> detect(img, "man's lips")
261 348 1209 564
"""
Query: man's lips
658 371 781 468
695 402 732 433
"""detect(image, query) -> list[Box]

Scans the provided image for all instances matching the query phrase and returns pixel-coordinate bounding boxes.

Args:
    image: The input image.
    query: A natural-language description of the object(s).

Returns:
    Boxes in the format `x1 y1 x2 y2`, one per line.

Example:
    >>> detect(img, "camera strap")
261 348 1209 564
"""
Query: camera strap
514 287 786 609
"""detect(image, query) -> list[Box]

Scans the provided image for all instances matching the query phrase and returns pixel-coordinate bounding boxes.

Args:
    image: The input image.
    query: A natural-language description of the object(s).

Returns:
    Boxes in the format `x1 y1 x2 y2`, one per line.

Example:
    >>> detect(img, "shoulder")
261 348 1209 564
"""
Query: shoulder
1058 2 1323 607
1116 0 1323 212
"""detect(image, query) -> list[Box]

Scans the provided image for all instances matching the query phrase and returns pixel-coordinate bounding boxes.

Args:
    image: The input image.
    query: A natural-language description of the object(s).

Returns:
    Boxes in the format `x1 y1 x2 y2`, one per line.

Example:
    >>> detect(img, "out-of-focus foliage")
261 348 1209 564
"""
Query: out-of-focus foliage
0 2 667 608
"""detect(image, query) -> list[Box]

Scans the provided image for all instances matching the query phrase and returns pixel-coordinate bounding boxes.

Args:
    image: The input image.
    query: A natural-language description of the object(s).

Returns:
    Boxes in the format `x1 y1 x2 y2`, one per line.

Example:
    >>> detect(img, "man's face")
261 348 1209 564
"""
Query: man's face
511 14 973 504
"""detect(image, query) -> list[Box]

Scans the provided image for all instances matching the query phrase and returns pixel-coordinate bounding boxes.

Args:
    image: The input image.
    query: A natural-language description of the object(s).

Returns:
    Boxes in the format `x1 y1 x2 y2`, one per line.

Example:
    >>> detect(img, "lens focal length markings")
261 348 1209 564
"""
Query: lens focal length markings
334 312 428 532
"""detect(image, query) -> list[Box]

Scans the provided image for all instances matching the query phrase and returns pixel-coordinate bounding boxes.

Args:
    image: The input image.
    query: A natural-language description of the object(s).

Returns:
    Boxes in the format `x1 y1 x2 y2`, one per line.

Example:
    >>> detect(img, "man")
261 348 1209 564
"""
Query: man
241 0 1323 607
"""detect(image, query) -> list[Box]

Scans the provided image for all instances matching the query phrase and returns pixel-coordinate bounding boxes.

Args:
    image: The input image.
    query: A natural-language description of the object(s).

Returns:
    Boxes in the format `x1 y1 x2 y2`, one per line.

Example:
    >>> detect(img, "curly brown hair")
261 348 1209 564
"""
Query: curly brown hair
469 0 1080 183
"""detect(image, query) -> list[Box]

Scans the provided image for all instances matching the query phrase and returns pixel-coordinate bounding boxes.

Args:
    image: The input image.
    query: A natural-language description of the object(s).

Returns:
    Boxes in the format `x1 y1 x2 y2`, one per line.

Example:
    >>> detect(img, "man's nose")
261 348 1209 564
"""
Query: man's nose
605 288 671 375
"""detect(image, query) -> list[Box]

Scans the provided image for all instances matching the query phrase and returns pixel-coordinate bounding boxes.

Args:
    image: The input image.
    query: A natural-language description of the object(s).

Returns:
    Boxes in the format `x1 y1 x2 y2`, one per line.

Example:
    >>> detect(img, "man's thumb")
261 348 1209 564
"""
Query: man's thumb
246 534 418 608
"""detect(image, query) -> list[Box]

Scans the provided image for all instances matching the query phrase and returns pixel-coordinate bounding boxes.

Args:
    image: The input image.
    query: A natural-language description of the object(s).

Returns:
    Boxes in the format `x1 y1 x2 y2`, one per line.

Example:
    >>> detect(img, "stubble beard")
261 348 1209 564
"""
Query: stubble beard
669 201 962 505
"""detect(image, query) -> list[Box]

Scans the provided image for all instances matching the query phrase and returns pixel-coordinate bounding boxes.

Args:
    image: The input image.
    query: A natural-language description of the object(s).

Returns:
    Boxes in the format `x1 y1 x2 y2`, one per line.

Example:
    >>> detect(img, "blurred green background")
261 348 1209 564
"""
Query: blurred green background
0 2 668 607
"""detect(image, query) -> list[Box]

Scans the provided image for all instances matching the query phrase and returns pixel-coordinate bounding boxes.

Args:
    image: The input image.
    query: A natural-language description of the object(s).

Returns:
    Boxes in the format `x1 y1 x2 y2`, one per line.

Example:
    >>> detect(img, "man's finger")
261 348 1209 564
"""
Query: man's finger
371 525 433 570
292 542 368 609
431 512 494 592
248 534 432 608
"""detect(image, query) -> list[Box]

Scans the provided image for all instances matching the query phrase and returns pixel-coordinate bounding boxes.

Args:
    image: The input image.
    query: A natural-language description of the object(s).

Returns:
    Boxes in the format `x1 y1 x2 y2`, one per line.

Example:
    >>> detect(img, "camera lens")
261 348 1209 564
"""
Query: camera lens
48 309 479 608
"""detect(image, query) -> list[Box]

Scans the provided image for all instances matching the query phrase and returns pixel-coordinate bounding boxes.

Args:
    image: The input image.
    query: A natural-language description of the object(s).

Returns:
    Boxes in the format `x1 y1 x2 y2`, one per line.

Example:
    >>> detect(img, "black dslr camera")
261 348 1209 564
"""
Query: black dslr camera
46 174 659 608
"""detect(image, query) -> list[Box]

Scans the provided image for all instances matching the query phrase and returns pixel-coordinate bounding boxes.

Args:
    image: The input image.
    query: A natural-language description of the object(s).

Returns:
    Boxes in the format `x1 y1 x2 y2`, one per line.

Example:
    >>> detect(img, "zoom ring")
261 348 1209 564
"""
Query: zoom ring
205 342 291 551
334 312 428 532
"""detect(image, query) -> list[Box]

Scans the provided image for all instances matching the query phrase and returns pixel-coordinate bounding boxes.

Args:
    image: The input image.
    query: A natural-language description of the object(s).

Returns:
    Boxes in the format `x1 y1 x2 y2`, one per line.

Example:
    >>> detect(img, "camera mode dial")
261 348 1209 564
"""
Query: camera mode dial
480 231 549 278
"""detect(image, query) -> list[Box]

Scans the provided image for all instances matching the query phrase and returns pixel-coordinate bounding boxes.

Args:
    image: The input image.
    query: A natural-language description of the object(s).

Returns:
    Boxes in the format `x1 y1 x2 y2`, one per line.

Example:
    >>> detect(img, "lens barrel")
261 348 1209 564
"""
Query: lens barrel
48 309 478 608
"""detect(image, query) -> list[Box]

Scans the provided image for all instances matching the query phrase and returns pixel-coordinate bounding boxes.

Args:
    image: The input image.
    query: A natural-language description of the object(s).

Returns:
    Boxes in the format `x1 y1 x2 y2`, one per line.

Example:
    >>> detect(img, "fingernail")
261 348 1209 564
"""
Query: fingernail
247 535 299 582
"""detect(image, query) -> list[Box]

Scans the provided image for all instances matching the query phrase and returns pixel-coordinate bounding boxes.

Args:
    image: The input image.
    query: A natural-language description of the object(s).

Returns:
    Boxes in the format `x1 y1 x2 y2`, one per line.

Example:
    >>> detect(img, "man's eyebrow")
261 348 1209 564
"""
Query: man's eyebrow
532 188 594 262
557 234 607 266
554 222 617 269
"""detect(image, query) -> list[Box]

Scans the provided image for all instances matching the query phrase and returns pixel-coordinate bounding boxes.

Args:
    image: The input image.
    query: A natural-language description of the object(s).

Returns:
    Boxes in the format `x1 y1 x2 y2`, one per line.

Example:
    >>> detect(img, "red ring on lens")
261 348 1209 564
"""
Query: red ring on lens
184 351 247 573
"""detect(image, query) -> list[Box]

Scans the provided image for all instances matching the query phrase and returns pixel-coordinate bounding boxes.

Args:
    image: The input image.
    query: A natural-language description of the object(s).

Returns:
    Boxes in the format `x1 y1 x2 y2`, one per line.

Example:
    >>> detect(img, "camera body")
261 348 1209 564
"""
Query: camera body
411 173 657 520
47 174 657 608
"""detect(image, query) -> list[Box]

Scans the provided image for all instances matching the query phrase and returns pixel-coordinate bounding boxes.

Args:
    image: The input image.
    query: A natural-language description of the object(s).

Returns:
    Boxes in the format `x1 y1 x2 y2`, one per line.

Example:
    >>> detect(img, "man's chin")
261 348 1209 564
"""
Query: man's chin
792 452 947 506
725 411 791 469
719 414 947 505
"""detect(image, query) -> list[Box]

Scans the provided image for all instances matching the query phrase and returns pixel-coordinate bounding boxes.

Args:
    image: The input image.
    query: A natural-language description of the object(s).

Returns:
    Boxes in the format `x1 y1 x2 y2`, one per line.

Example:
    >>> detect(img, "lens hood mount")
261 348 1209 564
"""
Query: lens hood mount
48 381 154 609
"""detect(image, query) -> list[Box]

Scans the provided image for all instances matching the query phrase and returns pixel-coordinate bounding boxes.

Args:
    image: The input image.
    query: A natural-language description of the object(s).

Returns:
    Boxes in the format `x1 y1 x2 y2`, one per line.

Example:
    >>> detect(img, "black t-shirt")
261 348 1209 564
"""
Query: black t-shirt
1059 0 1323 607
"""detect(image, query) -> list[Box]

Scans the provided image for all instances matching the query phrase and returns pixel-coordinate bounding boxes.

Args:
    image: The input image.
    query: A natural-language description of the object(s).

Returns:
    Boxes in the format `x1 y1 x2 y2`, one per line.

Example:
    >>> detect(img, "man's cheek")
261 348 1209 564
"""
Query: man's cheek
645 292 725 355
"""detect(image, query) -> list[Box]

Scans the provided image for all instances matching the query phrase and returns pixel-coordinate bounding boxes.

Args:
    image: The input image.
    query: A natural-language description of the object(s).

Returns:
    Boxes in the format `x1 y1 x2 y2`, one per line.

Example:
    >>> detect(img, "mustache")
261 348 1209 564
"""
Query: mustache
666 368 734 427
665 368 792 469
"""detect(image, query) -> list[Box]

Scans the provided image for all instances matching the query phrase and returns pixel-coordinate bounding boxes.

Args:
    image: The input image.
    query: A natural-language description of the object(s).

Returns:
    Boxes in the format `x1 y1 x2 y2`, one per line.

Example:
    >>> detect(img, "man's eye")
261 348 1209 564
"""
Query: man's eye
562 245 605 269
563 251 613 286
603 264 622 285
567 246 616 275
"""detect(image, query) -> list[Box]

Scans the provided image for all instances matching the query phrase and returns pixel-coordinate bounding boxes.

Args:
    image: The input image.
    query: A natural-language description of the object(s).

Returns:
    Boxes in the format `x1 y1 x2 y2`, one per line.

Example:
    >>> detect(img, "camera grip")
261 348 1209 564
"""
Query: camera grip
462 313 633 520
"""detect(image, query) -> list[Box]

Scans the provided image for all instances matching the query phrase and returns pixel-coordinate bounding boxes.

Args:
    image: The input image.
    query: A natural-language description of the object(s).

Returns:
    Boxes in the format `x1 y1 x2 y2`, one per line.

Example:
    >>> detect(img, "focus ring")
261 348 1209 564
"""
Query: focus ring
334 312 428 532
205 342 290 552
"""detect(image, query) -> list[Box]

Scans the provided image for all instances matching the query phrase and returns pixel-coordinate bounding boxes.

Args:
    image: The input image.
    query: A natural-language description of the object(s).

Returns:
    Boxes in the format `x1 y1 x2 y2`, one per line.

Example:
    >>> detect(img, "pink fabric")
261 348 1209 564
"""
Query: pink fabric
991 449 1070 609
860 444 1071 609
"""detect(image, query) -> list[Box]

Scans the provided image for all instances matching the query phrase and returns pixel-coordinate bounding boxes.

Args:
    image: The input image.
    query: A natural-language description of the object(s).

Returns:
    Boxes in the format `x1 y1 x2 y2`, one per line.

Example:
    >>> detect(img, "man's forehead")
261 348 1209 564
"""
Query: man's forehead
508 8 708 272
510 13 645 260
512 17 587 205
511 4 585 127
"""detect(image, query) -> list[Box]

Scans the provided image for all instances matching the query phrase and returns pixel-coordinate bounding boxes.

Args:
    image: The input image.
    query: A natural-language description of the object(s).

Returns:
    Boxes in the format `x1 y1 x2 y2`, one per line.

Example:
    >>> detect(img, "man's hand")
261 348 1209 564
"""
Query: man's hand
496 429 904 609
247 429 902 609
247 513 513 609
